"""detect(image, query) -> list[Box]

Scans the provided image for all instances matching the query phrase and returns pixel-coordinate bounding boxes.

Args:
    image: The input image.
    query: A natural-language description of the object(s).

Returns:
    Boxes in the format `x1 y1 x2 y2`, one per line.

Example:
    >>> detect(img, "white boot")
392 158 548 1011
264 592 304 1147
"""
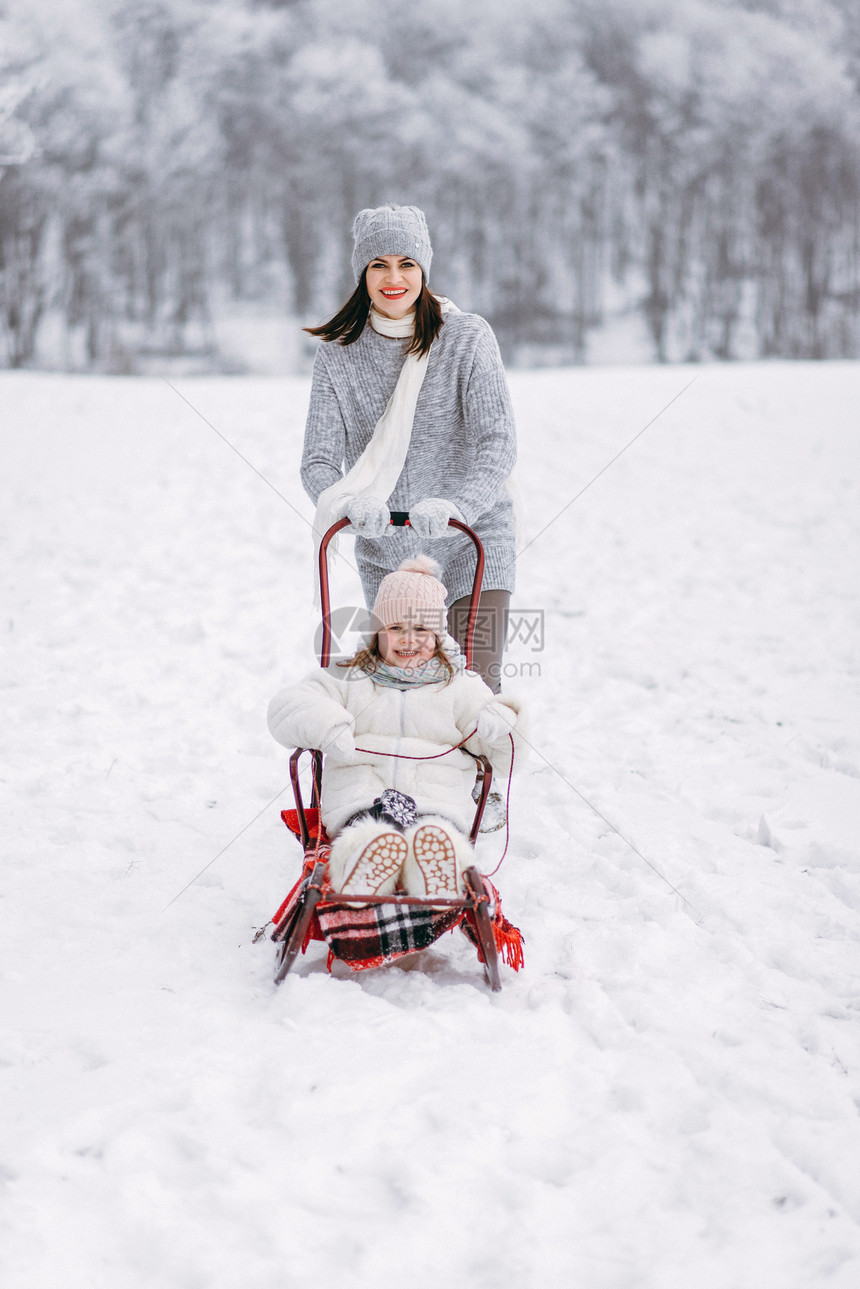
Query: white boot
401 816 472 900
328 820 407 896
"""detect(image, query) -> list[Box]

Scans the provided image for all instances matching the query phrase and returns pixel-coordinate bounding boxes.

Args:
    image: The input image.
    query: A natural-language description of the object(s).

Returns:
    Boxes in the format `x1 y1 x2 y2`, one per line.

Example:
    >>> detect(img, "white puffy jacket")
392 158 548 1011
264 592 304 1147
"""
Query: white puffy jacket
267 667 526 837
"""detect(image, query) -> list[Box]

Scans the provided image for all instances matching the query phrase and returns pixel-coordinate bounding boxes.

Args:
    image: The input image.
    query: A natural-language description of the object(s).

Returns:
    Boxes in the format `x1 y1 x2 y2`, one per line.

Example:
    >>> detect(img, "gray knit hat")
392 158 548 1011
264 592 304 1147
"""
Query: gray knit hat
351 204 433 283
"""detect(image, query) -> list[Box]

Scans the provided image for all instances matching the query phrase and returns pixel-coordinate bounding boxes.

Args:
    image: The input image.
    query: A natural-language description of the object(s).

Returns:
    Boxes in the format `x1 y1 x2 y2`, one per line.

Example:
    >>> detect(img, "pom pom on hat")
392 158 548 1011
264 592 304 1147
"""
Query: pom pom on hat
372 556 448 633
397 555 442 577
351 204 433 283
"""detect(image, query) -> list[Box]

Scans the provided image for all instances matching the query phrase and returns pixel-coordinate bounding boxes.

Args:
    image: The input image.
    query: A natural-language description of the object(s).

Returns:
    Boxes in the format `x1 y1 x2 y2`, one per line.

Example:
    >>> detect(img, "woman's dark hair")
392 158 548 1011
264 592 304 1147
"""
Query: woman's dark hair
304 273 444 358
337 632 454 683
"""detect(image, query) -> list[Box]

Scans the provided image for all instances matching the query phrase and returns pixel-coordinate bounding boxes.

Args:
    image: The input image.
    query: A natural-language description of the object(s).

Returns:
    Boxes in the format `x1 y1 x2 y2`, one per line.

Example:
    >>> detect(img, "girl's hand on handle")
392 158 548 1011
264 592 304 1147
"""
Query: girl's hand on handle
339 496 391 538
476 701 517 746
409 497 464 539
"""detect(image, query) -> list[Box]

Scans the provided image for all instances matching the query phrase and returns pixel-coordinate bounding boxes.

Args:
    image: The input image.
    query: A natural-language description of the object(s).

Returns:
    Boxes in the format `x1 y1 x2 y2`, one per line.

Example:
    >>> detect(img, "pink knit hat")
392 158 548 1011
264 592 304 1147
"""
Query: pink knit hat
371 556 448 634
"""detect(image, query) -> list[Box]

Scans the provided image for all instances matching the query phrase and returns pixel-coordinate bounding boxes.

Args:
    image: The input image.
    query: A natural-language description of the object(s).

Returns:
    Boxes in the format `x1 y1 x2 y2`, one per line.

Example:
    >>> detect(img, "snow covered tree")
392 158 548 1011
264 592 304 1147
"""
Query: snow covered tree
1 0 859 367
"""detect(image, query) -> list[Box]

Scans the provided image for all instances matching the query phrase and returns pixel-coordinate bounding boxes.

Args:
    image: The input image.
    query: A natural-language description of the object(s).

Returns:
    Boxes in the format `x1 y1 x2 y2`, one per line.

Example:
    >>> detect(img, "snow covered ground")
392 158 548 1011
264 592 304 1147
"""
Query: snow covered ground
3 361 859 1288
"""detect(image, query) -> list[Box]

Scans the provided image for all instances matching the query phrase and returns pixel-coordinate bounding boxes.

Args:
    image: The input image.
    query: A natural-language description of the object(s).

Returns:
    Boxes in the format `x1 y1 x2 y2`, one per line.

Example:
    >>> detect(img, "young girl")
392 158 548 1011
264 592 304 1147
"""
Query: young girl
302 203 518 691
267 557 526 899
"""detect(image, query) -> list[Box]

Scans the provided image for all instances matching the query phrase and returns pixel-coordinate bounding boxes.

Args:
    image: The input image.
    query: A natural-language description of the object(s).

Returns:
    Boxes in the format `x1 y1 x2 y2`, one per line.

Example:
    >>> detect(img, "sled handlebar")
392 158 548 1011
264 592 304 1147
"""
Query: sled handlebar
317 513 485 670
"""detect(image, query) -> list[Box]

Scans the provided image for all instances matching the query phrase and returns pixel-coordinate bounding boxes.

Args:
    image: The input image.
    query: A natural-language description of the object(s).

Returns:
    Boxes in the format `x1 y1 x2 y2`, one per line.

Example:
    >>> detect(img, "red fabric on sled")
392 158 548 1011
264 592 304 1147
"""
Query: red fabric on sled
460 877 526 972
270 860 523 974
281 808 329 846
271 853 330 944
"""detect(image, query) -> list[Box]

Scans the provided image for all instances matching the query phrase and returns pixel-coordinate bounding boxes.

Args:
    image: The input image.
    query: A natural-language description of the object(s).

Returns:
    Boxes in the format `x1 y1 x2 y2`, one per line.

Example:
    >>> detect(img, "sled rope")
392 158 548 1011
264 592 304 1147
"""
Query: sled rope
355 726 516 870
163 782 290 911
483 734 515 877
516 727 704 924
353 727 478 760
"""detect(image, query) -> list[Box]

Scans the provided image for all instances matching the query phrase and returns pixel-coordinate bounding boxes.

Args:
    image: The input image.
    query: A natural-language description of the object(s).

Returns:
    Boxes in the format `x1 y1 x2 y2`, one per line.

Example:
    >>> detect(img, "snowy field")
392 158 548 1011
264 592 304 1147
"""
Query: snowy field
3 361 860 1288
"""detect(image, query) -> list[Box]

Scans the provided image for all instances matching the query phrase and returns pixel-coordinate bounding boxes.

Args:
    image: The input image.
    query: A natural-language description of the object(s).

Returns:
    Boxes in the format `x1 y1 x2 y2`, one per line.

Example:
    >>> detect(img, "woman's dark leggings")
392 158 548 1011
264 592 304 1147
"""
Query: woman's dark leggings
448 590 510 693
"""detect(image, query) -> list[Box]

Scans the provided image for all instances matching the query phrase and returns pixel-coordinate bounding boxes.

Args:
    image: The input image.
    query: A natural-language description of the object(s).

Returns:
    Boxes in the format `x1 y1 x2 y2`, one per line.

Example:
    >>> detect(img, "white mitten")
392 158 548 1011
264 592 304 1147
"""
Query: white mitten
409 497 463 539
340 497 390 538
476 701 517 747
321 723 356 762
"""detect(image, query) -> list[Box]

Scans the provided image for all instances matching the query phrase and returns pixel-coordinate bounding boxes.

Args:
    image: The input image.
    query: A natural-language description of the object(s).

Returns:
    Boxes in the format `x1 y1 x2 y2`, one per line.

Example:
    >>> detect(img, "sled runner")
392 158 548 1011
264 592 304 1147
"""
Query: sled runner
265 513 523 991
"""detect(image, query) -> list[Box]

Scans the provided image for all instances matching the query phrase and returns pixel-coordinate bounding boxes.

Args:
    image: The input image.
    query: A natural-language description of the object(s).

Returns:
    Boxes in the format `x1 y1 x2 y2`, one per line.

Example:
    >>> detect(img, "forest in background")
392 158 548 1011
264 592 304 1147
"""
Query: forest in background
1 0 859 372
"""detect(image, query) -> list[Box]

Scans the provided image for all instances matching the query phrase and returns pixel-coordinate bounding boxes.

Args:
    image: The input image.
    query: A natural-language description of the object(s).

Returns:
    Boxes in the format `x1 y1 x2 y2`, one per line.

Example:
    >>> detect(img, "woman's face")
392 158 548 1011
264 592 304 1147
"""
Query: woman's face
365 255 424 319
378 623 437 669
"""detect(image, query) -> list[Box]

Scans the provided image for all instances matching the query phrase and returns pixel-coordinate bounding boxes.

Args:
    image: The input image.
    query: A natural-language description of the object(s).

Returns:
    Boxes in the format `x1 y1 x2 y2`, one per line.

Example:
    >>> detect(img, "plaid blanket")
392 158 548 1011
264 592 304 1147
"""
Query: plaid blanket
271 810 523 974
316 898 465 969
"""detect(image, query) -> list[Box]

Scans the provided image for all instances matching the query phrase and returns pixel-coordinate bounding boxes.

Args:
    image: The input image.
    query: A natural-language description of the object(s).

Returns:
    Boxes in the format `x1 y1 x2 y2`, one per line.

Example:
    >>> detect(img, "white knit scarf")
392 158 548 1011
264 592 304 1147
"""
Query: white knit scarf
311 296 524 597
312 300 459 574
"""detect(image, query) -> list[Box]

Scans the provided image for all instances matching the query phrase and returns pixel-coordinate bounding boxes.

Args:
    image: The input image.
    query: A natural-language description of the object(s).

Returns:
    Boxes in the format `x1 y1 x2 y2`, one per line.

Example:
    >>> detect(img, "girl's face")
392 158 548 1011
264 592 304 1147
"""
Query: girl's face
365 255 424 319
378 623 437 669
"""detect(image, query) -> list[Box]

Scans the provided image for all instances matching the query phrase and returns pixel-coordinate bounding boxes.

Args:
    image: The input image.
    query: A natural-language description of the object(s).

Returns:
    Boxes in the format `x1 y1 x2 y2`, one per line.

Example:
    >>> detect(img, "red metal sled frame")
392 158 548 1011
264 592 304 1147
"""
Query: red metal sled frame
275 513 502 991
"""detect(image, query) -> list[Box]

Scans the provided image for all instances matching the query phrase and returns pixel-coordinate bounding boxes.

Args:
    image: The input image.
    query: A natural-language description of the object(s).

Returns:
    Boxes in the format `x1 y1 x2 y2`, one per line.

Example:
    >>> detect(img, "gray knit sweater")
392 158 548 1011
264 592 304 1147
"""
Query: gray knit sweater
301 310 517 605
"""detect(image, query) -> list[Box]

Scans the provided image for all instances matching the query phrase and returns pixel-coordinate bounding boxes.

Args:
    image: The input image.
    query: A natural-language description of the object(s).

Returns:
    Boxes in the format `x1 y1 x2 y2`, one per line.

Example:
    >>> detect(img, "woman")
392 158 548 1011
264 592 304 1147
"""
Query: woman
302 203 517 692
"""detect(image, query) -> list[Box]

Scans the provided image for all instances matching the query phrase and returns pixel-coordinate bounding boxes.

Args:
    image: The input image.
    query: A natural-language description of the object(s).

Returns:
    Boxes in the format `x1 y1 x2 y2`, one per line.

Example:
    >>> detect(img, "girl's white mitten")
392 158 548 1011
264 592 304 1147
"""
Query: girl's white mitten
321 723 356 762
340 497 391 538
409 497 464 539
476 701 517 746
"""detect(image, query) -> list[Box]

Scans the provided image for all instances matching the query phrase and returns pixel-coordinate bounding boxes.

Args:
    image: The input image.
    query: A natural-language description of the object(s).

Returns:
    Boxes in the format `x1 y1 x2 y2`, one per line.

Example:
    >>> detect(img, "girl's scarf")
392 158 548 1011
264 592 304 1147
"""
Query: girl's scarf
365 633 467 691
311 299 459 581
